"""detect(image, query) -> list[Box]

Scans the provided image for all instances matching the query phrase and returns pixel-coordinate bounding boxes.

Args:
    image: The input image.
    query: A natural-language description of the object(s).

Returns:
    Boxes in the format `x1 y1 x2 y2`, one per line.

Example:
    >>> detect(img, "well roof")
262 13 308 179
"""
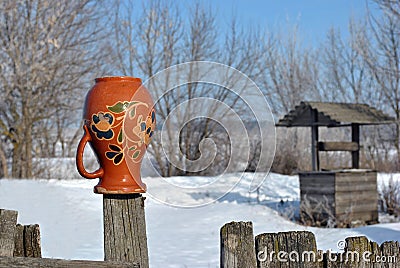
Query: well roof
276 101 395 127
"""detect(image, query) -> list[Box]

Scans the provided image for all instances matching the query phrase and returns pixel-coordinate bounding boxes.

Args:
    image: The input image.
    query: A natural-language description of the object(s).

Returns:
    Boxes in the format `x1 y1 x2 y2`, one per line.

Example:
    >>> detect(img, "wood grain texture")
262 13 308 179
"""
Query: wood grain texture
255 231 323 268
103 194 148 268
299 172 378 225
223 224 400 267
318 141 359 152
0 256 139 268
335 198 378 212
335 171 376 181
0 209 18 257
300 185 336 195
220 221 257 268
276 101 394 127
325 236 400 267
13 224 41 257
334 190 377 203
335 183 377 192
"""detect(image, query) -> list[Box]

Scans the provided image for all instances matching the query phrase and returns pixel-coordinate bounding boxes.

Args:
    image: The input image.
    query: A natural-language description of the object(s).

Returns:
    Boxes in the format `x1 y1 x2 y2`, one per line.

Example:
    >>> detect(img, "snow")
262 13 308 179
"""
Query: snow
0 172 399 268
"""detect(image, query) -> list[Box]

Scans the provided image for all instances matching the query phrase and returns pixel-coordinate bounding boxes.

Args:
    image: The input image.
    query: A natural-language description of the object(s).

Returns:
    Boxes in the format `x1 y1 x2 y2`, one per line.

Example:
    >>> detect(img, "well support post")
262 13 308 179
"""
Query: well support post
311 109 320 171
351 123 360 169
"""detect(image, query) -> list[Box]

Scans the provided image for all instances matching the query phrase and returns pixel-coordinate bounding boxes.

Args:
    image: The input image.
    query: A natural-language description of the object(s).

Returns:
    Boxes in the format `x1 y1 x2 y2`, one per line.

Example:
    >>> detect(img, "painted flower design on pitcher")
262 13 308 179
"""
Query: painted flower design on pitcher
91 112 114 140
133 110 155 146
90 100 154 165
105 144 124 165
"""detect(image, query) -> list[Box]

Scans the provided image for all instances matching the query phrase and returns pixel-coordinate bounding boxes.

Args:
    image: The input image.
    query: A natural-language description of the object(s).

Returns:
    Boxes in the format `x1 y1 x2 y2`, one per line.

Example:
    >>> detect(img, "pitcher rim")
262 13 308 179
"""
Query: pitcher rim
95 76 142 83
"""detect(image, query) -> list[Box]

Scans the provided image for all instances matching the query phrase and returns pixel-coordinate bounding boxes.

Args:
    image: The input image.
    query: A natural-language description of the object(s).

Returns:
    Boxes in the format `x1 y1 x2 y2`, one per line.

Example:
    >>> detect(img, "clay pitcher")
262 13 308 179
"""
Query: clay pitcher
76 76 155 194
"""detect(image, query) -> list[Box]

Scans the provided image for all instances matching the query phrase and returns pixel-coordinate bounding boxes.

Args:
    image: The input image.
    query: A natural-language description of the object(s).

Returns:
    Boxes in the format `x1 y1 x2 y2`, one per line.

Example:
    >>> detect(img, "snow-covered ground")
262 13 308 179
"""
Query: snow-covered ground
0 172 399 268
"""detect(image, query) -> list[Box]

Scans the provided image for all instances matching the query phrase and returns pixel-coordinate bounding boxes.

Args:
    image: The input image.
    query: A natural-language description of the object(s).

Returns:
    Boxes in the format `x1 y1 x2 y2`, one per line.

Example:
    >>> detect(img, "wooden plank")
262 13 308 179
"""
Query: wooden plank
335 171 377 183
300 194 335 203
299 180 336 187
324 252 343 268
335 190 378 204
299 174 335 196
14 224 41 257
0 256 139 268
300 172 377 184
103 194 148 268
335 187 377 195
381 241 400 266
335 202 378 214
318 141 359 152
255 233 278 268
324 236 371 267
299 173 335 185
345 236 373 267
336 211 378 223
0 209 18 257
255 231 322 268
300 174 335 194
23 224 41 258
321 166 353 171
220 221 256 268
300 185 335 195
13 224 24 257
335 183 377 192
298 171 336 175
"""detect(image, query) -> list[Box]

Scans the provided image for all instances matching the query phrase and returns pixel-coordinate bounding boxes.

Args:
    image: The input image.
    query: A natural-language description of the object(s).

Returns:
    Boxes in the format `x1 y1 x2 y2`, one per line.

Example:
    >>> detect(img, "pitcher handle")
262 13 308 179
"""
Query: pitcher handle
76 124 104 179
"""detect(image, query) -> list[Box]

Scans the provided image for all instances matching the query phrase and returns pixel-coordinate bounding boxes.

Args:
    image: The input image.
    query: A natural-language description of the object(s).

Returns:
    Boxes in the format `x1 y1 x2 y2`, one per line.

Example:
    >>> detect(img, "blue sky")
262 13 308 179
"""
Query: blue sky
186 0 376 45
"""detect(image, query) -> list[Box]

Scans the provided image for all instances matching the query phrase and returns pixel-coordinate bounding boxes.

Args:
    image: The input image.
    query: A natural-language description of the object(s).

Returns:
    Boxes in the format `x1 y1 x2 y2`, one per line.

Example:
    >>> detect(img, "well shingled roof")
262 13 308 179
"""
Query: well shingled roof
276 101 395 127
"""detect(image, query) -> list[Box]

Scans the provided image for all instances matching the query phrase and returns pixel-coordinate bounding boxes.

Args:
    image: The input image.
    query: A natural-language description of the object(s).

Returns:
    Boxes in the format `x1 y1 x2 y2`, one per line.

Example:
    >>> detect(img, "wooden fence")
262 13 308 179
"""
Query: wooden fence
0 204 143 267
221 221 400 268
3 208 399 267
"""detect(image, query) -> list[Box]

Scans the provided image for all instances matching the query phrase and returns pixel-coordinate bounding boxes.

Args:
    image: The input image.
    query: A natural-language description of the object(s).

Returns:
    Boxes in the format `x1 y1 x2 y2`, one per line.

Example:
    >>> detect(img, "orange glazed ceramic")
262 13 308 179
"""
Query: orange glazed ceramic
76 76 155 194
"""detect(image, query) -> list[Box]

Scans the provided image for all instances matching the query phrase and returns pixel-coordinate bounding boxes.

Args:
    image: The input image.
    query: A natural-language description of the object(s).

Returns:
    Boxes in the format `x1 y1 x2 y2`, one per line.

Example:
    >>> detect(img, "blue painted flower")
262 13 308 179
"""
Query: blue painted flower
105 144 124 165
91 112 114 140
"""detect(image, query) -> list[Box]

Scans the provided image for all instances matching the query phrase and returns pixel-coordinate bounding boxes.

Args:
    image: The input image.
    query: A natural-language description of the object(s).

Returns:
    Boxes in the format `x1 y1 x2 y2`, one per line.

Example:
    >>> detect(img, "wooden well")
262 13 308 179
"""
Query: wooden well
299 170 378 225
276 102 394 226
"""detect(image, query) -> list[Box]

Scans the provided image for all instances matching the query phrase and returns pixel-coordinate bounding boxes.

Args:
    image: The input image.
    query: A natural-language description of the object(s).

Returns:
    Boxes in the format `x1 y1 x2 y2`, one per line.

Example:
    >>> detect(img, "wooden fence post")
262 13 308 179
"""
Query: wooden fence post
220 221 257 268
255 231 322 268
103 194 149 268
326 236 400 268
13 224 41 258
0 209 18 257
381 240 400 268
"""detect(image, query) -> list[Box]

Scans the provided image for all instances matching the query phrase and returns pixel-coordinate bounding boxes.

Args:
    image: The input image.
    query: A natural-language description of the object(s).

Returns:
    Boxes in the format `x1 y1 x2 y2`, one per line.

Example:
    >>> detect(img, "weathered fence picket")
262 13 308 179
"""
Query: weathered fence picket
220 221 257 268
255 231 323 268
0 209 18 257
221 221 400 268
13 224 41 258
103 194 149 268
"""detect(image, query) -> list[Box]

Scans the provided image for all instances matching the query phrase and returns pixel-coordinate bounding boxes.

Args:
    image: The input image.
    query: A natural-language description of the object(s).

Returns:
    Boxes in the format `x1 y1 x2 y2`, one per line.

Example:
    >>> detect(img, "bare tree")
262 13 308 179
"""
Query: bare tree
254 26 322 173
379 175 400 216
373 0 400 20
258 25 321 115
356 1 400 167
321 19 373 103
0 0 110 178
112 0 268 177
